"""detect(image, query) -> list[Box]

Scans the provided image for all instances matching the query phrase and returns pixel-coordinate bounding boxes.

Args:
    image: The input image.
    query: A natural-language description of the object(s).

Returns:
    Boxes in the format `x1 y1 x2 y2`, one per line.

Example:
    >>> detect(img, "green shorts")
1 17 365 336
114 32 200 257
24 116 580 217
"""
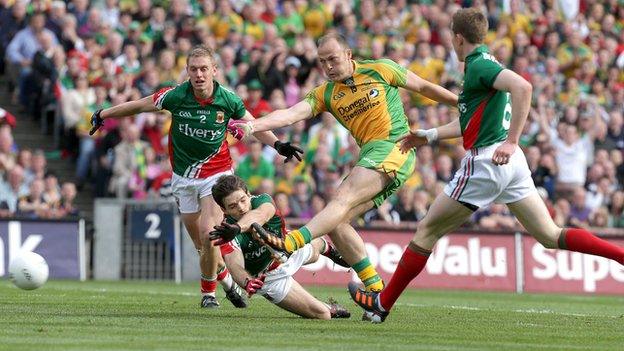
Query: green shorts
356 140 416 207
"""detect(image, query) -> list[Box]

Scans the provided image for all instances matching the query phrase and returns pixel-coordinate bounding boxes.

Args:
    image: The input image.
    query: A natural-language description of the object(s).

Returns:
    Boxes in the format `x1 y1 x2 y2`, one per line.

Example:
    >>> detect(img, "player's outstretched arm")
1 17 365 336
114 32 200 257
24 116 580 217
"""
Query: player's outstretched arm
397 119 461 153
237 100 313 135
222 249 253 289
491 69 532 165
404 71 458 106
89 95 159 135
236 203 276 233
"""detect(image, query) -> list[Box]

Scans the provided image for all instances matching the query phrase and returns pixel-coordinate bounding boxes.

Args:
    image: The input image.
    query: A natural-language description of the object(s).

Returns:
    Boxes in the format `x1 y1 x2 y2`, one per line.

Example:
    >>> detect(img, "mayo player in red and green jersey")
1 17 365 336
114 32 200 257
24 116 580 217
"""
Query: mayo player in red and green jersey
209 175 350 319
88 45 303 309
350 8 624 323
230 33 458 293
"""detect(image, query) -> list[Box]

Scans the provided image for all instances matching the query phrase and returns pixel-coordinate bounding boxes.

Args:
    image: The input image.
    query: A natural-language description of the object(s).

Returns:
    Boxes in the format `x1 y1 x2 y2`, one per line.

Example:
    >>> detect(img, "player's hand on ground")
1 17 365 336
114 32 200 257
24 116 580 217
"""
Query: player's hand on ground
274 141 303 163
492 140 517 166
226 120 245 140
244 274 265 297
89 109 104 136
396 130 429 153
209 221 241 245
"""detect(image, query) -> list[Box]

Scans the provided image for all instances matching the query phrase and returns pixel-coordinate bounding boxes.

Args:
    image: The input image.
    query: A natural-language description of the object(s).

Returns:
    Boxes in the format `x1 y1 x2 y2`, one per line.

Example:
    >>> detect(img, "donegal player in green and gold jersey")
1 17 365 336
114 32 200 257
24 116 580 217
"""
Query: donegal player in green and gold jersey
349 8 624 323
228 33 457 292
88 45 303 309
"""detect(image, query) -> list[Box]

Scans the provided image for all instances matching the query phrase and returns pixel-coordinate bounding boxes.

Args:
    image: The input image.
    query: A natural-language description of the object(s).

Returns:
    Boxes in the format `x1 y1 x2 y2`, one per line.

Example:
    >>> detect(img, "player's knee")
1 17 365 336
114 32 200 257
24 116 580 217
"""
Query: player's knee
415 222 437 240
532 226 562 249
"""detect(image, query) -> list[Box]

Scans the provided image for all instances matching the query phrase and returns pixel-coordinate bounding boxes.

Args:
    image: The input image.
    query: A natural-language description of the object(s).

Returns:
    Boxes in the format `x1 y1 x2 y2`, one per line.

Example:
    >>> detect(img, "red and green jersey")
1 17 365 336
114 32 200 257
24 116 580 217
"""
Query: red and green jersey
458 45 512 150
304 59 409 146
153 80 246 178
223 193 287 276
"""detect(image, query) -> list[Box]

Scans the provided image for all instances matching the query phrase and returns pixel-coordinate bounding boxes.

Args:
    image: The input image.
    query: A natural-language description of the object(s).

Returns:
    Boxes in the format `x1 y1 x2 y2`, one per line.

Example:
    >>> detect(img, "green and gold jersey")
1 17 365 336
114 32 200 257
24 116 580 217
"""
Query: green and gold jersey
153 80 246 178
304 59 409 146
222 193 287 276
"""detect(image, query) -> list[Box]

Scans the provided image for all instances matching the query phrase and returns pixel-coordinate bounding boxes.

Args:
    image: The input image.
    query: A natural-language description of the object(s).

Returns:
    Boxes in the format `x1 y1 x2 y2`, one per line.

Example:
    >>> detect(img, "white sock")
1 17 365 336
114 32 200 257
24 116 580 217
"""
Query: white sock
217 269 234 291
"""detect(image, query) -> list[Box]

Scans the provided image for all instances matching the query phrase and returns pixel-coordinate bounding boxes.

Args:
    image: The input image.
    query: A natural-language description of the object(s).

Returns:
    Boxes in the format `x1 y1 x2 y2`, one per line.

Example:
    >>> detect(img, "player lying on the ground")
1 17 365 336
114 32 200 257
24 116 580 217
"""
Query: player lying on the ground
209 175 350 319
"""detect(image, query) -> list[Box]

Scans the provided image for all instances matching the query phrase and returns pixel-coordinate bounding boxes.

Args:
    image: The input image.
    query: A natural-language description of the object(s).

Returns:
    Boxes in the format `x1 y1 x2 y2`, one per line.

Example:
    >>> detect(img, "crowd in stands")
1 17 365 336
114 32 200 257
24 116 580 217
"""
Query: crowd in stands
0 106 78 218
1 0 622 228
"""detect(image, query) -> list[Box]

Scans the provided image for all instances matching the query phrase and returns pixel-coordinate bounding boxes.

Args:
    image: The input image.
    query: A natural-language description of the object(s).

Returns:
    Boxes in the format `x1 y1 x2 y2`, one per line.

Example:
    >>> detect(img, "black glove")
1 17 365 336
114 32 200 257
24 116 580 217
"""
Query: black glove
89 109 104 136
274 141 303 163
209 221 242 245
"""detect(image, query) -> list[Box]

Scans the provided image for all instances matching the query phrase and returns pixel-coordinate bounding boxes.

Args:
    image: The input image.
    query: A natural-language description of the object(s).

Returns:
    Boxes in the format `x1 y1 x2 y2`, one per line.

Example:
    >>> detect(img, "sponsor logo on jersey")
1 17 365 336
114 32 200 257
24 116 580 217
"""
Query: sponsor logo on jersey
361 157 377 166
178 123 223 140
216 111 225 123
369 89 379 98
333 91 346 100
244 246 268 260
342 76 357 93
337 94 381 122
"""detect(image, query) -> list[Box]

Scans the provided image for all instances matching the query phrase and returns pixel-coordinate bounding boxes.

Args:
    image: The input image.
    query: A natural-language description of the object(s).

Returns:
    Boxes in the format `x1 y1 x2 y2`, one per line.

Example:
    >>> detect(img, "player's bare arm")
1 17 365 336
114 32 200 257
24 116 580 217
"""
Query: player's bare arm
491 69 533 165
234 110 304 163
239 100 313 135
397 118 462 153
222 248 264 296
234 203 276 233
403 71 458 106
239 111 279 146
89 95 159 135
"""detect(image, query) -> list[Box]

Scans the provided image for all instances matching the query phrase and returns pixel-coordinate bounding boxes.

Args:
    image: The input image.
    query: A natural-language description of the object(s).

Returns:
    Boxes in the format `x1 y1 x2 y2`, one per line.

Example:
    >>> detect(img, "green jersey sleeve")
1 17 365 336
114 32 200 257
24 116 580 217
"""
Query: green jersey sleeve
304 85 327 117
251 193 273 208
223 89 246 120
473 57 504 89
231 95 246 120
153 86 176 110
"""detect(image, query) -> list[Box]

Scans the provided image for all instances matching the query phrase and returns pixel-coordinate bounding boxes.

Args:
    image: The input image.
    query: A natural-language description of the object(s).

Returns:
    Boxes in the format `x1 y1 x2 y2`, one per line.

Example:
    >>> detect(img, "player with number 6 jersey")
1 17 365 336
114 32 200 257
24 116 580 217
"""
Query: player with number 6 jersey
88 45 303 309
350 8 624 323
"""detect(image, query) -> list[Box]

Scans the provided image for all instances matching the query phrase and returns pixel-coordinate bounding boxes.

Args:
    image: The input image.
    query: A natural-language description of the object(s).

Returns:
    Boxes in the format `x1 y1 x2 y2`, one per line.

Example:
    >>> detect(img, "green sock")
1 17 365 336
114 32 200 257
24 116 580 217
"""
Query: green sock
285 226 313 252
353 257 383 291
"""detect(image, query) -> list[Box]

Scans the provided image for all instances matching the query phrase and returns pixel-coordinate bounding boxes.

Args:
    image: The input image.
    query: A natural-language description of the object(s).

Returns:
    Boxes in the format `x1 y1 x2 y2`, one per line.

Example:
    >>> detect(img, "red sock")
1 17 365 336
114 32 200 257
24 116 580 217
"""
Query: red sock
379 244 431 311
216 267 229 281
561 228 624 264
200 276 217 294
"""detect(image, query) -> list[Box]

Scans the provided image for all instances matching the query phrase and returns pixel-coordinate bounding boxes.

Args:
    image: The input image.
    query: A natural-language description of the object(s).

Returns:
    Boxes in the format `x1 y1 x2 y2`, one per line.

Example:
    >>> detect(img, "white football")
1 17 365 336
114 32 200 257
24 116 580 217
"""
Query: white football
8 251 49 290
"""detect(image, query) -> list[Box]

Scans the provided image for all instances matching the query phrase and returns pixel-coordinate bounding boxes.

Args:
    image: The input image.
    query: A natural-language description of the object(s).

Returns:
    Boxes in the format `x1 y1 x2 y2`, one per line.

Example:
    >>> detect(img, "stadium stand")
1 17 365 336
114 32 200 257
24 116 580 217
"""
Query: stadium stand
1 0 622 230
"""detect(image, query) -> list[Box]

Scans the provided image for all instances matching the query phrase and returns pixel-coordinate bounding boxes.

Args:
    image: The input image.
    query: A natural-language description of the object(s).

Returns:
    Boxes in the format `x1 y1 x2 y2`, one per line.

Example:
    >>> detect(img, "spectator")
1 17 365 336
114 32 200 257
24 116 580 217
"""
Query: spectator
17 178 48 218
569 187 591 228
0 0 27 76
235 140 275 192
475 204 518 231
244 80 271 118
5 12 58 107
0 165 29 216
109 123 151 198
288 176 311 218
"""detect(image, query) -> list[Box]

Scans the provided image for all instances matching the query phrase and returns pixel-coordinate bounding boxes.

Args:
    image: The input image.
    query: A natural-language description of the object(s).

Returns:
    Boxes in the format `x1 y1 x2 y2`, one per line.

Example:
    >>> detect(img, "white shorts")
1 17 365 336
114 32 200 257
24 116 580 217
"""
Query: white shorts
258 244 314 304
171 170 233 213
443 142 536 209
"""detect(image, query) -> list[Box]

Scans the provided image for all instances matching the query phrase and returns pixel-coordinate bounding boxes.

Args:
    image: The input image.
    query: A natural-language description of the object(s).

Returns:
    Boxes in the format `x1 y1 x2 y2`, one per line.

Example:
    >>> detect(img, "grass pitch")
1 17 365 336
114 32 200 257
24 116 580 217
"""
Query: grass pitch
0 280 622 351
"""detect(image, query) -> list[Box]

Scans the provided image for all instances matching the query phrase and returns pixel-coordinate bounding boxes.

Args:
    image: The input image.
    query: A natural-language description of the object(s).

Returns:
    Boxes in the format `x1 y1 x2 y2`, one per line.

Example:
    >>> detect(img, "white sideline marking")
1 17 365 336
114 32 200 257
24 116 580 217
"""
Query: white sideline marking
397 303 621 318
